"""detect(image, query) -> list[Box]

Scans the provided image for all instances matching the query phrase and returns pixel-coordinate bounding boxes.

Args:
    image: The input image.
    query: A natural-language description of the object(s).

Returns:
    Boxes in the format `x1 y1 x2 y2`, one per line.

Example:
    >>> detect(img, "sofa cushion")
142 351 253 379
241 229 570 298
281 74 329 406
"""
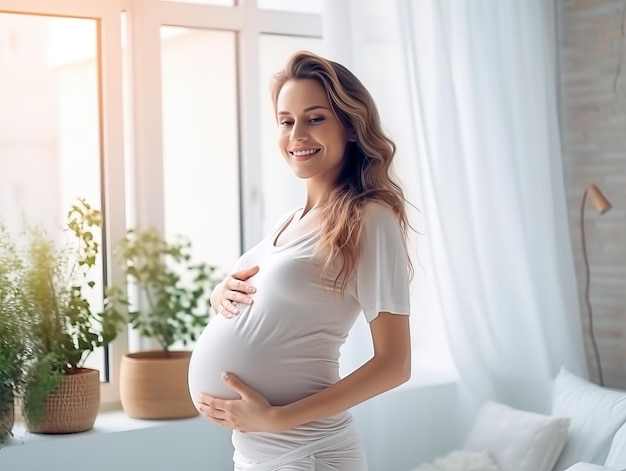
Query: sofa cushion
564 464 619 471
462 400 569 471
551 367 626 471
604 419 626 469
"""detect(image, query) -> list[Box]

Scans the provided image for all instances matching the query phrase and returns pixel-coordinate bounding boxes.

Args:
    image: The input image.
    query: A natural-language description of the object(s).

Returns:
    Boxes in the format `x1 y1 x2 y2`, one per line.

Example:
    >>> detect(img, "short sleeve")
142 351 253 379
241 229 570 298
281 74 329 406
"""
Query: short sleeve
352 203 411 322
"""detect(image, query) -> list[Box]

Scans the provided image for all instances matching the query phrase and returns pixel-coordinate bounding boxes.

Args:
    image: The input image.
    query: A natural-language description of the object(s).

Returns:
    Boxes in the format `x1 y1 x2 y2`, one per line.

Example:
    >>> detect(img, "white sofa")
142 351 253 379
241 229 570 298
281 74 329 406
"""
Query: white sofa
412 368 626 471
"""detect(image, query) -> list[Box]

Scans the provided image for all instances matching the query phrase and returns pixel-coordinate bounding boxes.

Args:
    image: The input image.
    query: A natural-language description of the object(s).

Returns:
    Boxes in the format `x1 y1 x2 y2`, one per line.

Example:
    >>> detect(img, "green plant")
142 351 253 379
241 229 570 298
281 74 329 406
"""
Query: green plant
2 199 127 427
0 223 34 442
109 227 223 354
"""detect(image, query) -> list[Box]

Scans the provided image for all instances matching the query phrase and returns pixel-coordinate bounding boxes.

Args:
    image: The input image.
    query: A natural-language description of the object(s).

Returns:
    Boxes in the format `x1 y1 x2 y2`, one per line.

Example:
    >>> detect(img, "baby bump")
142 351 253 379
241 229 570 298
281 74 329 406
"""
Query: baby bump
188 314 268 401
188 312 338 406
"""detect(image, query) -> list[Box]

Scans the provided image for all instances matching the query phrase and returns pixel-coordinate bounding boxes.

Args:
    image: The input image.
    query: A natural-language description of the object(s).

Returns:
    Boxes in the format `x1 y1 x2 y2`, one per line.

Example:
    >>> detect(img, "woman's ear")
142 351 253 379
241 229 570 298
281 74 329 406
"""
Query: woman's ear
348 129 357 142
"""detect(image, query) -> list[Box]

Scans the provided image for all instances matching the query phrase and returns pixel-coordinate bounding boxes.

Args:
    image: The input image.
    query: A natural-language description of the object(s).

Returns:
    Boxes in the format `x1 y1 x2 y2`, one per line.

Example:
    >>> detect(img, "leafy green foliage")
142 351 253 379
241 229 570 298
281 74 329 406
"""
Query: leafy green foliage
0 199 127 430
0 222 34 441
21 353 62 428
20 199 126 371
109 228 223 353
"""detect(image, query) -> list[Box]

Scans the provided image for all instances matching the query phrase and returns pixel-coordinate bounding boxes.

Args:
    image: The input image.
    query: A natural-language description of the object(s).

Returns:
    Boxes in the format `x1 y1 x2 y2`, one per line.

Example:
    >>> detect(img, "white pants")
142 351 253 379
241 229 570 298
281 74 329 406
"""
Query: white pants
232 423 367 471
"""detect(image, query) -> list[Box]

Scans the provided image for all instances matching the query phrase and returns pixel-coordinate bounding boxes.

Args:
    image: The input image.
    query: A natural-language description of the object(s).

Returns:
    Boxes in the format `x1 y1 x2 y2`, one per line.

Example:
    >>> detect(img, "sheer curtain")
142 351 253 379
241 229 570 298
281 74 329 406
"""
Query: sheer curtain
396 0 589 411
325 0 588 412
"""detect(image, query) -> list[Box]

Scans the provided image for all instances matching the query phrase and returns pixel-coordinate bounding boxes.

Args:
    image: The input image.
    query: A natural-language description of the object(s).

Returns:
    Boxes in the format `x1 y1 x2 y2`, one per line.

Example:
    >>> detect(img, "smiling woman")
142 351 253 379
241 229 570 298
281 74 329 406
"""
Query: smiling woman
275 78 354 184
189 50 413 471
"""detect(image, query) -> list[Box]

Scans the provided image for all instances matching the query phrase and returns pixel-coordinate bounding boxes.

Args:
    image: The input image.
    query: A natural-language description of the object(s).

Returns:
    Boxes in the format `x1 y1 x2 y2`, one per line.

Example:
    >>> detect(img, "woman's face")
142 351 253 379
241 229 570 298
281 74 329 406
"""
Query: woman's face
275 78 352 188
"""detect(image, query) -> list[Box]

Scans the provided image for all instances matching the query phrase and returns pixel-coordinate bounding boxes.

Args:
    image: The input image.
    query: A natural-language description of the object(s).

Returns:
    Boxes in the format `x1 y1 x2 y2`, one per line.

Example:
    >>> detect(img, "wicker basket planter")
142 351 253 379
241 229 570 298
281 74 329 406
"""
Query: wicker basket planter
120 351 197 420
25 367 100 434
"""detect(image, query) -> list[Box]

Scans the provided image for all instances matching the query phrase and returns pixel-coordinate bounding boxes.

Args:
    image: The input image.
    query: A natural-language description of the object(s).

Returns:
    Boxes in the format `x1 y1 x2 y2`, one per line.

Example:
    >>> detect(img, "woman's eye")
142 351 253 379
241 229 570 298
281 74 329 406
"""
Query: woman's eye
279 117 322 126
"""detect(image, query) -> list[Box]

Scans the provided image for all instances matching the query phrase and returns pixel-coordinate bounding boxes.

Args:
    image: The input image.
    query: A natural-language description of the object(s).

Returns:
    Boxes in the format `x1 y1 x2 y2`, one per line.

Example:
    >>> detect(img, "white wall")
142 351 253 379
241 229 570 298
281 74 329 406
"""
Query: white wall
1 414 234 471
354 381 470 471
0 382 468 471
557 0 626 390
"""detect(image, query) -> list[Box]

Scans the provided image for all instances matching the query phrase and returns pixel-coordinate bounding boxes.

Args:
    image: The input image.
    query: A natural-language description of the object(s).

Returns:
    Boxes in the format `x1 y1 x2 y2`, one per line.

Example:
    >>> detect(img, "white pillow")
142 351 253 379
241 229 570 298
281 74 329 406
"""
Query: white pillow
605 420 626 469
551 367 626 471
564 464 619 471
463 400 570 471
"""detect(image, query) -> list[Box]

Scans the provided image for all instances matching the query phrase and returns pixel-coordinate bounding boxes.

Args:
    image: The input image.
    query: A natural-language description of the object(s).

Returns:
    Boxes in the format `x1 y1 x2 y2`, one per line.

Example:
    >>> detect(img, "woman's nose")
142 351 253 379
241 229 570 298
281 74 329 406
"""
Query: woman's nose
290 122 307 141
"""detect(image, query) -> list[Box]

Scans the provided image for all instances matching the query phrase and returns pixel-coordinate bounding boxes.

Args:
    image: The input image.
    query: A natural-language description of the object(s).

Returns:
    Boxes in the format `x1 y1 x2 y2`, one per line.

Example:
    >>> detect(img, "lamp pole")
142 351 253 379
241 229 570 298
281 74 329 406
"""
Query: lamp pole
579 183 611 386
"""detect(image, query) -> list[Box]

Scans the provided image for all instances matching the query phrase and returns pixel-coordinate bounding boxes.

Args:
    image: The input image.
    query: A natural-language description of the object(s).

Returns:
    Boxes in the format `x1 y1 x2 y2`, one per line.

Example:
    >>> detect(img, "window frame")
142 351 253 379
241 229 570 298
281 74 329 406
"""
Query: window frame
0 0 322 408
0 0 129 406
0 0 458 413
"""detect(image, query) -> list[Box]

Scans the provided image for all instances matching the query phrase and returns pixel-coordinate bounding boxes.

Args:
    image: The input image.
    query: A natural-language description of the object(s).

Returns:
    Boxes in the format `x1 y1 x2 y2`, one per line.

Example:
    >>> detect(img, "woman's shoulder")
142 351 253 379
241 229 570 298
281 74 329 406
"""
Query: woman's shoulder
362 200 399 225
359 200 408 247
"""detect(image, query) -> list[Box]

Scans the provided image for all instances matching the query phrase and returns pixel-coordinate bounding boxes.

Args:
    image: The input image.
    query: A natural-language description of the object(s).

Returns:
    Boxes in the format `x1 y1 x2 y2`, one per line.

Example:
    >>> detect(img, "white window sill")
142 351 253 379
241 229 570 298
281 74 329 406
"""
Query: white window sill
1 369 459 449
3 410 203 448
0 409 236 470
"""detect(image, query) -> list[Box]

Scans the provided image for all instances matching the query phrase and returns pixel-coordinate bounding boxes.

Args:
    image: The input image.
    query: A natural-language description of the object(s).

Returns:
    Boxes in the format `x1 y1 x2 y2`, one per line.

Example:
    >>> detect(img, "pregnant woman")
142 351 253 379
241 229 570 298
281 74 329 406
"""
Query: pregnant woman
188 50 413 471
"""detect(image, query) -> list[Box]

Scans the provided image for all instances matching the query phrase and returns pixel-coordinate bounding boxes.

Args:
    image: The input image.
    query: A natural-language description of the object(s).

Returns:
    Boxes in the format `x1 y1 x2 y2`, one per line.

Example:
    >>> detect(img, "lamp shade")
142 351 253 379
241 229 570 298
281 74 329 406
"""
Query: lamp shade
587 184 611 215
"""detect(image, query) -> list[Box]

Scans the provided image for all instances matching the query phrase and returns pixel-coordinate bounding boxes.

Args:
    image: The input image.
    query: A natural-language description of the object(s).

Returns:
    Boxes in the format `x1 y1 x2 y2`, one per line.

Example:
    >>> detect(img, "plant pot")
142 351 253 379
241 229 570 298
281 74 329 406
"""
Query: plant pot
25 367 100 434
120 350 198 419
0 398 15 443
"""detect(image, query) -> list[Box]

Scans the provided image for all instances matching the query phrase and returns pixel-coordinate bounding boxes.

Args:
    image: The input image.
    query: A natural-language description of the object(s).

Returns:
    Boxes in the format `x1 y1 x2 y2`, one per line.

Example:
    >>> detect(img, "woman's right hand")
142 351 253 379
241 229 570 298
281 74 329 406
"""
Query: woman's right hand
211 265 259 318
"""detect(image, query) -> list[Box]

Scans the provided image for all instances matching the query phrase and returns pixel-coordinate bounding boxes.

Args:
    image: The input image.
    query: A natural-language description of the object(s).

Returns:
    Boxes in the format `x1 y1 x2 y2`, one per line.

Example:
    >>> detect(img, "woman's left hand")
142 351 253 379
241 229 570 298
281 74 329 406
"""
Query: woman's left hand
197 372 281 433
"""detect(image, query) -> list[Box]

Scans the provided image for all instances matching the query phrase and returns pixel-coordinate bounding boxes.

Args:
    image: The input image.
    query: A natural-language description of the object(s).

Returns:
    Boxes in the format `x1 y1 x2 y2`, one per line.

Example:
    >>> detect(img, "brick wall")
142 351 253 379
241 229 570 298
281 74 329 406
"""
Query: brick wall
558 0 626 387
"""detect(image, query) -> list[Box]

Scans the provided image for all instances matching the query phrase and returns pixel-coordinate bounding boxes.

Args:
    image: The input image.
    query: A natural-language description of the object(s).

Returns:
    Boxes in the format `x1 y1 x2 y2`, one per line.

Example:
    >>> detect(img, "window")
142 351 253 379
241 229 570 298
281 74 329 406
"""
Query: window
0 12 108 376
0 0 324 407
258 0 322 14
1 0 455 412
160 26 240 272
0 12 101 266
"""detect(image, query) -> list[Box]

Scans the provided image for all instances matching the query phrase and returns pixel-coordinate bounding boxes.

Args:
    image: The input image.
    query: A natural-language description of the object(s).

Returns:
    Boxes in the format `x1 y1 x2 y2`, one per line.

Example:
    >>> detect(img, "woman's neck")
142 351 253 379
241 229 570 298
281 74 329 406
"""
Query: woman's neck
304 182 334 214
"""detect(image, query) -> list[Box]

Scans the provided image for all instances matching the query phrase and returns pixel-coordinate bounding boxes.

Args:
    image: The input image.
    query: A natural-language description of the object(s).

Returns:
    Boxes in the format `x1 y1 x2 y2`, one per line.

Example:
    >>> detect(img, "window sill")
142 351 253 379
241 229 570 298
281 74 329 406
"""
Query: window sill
3 410 203 448
2 368 459 448
0 408 236 470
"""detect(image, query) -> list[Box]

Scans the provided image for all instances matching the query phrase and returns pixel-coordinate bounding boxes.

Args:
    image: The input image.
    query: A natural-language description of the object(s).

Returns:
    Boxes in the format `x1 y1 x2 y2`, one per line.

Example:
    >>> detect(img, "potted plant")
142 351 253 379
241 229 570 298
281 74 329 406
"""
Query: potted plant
109 227 223 419
7 199 126 434
0 223 34 442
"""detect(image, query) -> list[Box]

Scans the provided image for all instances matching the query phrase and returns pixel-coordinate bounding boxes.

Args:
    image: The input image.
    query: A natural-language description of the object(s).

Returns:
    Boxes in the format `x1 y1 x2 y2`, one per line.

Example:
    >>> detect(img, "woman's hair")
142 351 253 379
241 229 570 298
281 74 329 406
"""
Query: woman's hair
270 50 413 292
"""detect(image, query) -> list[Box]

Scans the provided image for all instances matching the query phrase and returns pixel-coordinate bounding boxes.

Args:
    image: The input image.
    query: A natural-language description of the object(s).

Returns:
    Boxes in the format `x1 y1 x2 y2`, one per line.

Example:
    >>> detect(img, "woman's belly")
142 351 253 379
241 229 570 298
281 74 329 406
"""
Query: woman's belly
188 252 359 408
187 306 340 406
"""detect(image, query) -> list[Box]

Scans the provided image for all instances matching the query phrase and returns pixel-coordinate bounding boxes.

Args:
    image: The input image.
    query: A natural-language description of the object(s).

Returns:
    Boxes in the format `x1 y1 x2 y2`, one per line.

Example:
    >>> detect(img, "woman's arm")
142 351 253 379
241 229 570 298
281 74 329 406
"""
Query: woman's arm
198 312 410 433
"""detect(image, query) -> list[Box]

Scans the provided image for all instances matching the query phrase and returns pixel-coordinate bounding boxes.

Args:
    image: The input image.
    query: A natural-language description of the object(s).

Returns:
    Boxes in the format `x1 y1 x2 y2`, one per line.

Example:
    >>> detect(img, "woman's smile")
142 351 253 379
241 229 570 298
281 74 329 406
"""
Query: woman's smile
289 147 321 160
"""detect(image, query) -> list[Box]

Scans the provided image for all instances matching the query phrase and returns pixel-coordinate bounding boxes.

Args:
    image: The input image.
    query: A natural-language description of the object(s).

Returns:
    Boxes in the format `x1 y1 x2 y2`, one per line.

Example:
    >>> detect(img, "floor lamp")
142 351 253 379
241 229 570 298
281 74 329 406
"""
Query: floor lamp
580 183 612 386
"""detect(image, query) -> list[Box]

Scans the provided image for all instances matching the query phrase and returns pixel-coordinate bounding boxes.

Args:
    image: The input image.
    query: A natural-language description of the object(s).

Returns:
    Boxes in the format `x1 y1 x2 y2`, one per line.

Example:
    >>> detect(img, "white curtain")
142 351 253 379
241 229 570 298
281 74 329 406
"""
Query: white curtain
325 0 588 413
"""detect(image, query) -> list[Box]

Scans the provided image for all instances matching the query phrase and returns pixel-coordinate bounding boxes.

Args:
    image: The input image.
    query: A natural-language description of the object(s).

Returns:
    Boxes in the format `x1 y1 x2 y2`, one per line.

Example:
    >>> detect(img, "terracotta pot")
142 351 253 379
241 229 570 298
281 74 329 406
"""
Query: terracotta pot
26 367 100 434
0 399 15 443
120 350 198 419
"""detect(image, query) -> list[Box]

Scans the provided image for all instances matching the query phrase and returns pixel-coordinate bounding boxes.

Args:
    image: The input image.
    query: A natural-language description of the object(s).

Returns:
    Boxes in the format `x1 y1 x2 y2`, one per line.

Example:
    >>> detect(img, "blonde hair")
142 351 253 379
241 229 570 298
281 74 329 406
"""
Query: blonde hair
270 51 413 291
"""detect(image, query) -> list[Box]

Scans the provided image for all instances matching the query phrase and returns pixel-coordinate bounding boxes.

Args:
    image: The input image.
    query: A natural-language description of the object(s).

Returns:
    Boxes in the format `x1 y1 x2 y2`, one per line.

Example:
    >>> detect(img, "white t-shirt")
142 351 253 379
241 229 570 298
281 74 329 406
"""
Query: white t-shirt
187 202 410 458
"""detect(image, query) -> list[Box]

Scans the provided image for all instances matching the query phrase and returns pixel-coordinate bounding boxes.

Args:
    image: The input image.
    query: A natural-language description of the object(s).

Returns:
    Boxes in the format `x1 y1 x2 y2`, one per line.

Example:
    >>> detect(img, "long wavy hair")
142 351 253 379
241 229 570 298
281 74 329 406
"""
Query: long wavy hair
270 51 413 292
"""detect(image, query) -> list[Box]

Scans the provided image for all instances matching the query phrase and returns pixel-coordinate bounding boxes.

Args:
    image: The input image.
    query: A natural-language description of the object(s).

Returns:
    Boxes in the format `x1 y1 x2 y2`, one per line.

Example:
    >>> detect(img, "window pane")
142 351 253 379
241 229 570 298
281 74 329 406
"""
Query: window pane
0 14 107 379
259 0 322 14
160 27 240 286
258 34 323 232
